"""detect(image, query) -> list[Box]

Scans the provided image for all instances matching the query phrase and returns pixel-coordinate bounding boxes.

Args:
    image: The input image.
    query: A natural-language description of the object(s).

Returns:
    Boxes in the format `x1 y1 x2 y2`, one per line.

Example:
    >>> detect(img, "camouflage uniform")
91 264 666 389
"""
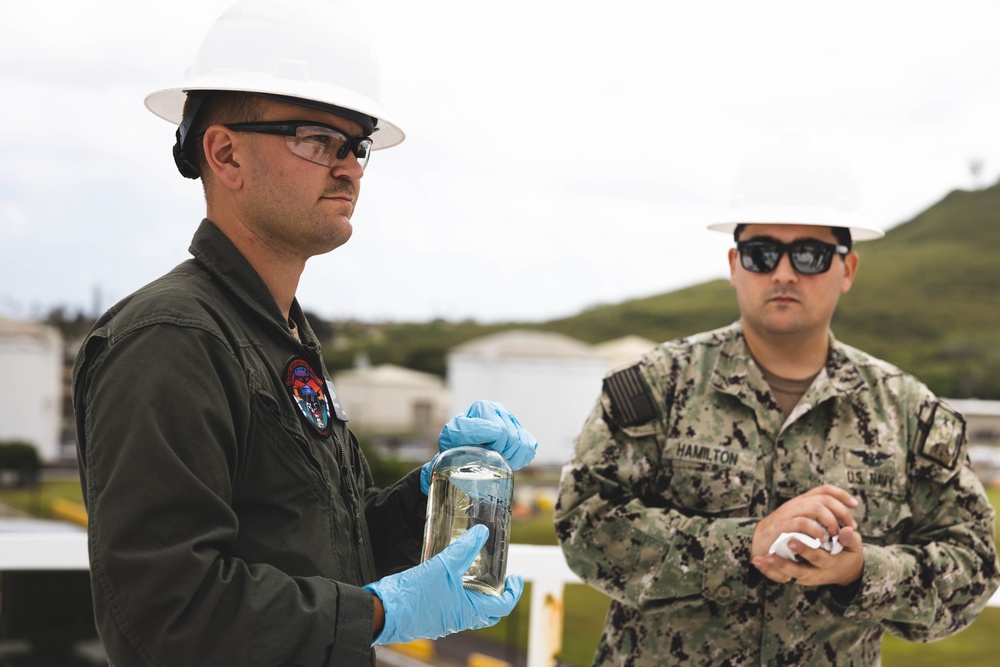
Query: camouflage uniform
555 322 1000 666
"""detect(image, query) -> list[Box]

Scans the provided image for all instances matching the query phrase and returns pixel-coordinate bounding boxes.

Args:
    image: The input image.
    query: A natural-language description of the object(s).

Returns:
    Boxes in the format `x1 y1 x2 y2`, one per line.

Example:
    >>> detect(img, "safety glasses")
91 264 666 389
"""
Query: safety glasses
225 121 373 172
736 239 849 275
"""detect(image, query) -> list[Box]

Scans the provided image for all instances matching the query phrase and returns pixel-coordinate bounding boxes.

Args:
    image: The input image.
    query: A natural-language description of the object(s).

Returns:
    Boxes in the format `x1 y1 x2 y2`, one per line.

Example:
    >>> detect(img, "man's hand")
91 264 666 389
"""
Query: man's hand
364 525 524 645
438 400 538 470
752 524 864 587
750 484 864 587
421 400 538 493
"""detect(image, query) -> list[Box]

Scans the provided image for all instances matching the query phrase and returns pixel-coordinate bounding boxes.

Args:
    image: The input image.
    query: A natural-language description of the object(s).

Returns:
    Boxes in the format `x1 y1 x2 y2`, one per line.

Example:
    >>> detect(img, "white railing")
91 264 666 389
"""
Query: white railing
507 544 581 667
0 526 89 570
2 528 999 667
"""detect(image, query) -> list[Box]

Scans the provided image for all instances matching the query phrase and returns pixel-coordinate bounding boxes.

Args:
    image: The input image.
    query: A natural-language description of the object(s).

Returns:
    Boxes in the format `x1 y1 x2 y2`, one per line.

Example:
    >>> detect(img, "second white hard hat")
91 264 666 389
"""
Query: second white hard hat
144 0 404 150
709 130 884 241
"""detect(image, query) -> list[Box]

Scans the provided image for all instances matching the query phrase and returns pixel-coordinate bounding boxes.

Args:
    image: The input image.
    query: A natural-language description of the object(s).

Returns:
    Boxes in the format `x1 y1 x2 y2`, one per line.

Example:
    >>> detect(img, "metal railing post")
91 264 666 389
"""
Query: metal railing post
526 577 565 667
507 544 581 667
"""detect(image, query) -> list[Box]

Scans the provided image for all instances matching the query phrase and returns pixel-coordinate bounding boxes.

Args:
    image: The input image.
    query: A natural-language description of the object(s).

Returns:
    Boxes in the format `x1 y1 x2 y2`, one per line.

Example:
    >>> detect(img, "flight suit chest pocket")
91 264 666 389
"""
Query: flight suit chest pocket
655 439 757 516
243 362 335 498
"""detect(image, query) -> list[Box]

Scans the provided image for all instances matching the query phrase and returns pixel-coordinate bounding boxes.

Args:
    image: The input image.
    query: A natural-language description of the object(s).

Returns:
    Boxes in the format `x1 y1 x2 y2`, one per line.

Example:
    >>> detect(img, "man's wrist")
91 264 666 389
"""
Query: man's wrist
829 577 862 605
371 593 385 639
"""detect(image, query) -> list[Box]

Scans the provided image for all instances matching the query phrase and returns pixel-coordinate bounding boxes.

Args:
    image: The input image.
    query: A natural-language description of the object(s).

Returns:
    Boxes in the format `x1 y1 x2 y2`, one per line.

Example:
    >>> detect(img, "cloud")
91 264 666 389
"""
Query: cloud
1 0 999 323
0 201 28 238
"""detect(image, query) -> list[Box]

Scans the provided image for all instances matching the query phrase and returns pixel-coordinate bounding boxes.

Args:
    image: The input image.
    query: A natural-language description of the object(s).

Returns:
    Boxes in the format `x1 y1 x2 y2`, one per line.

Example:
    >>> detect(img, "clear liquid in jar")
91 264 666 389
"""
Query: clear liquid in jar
421 459 512 595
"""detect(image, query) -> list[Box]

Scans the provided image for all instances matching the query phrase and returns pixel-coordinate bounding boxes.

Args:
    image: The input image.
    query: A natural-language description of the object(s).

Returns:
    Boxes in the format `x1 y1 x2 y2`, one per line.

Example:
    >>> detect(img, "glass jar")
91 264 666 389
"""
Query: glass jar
421 445 513 595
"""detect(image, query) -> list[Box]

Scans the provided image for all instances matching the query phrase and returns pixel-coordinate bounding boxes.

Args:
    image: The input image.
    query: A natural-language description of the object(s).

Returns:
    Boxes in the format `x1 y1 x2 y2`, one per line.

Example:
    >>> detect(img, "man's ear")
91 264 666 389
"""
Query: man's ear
728 247 739 286
202 126 243 190
840 251 859 294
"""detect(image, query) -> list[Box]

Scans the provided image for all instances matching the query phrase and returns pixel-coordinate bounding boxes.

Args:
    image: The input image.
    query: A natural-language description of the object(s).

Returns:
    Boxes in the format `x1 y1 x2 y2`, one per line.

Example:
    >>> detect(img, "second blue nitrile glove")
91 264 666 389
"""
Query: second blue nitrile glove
421 400 539 493
363 524 524 646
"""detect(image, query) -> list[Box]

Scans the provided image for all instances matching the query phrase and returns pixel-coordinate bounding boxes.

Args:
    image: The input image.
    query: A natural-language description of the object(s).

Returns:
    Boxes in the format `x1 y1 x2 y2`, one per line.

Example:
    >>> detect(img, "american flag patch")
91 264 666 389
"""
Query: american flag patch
603 365 658 427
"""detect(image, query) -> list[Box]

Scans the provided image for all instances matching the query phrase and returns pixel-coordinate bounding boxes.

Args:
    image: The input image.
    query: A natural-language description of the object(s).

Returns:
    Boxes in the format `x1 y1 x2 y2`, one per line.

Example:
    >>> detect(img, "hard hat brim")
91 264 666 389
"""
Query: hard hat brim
144 79 405 151
708 207 885 241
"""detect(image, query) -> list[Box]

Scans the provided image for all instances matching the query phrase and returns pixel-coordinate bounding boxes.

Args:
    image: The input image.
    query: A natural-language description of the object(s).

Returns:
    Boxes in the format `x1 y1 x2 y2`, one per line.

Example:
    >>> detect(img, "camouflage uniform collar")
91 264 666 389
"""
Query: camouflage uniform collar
708 323 755 396
710 324 868 404
786 335 868 427
822 331 868 395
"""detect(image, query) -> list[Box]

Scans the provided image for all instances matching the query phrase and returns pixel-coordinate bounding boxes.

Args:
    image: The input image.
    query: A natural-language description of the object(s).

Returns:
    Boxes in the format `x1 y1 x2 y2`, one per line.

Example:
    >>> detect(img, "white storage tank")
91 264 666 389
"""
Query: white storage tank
0 317 63 463
447 330 609 468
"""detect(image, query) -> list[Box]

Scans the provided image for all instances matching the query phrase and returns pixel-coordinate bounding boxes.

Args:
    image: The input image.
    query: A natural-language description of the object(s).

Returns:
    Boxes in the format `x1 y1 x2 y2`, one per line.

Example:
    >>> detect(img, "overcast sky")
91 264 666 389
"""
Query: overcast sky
2 0 998 324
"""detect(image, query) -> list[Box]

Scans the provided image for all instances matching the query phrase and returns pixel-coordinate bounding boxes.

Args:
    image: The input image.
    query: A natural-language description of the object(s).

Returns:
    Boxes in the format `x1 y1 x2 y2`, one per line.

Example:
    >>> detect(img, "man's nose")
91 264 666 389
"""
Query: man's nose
771 252 799 282
331 152 364 180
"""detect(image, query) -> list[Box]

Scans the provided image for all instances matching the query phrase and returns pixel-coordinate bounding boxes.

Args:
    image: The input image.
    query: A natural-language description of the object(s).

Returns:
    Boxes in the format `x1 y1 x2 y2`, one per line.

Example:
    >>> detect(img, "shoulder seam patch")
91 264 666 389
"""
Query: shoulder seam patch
604 365 658 427
916 401 965 470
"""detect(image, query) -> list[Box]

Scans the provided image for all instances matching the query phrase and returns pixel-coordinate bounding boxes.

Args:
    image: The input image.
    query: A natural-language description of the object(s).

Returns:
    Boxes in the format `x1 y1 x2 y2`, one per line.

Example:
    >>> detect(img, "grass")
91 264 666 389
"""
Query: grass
0 476 83 518
882 608 1000 666
3 478 998 665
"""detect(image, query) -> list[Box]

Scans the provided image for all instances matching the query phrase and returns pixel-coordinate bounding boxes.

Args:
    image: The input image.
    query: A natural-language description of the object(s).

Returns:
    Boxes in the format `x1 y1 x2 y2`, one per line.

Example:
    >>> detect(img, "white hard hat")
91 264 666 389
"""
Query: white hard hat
708 130 884 241
146 0 404 176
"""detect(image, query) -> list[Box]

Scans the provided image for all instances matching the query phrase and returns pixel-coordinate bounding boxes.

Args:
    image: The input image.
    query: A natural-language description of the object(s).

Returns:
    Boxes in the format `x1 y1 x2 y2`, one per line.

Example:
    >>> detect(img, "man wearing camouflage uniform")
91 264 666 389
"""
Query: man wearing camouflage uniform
555 132 1000 665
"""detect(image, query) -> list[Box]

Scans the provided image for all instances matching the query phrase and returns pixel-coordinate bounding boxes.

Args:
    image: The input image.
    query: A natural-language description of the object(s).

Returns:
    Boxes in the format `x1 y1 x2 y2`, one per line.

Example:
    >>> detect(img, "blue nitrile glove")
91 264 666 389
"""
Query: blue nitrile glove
363 524 524 645
421 400 538 493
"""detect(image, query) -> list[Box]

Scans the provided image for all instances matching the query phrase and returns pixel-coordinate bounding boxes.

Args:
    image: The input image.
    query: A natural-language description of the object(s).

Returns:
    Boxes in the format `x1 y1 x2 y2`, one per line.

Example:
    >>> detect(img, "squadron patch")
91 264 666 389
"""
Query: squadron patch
603 365 658 427
285 358 331 437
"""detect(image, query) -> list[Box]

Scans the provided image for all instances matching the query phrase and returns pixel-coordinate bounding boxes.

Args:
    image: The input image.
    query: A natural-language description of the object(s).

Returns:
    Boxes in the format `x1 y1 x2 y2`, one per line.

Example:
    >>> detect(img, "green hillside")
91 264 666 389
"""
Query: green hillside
323 183 1000 400
833 185 1000 397
542 182 1000 397
541 279 739 345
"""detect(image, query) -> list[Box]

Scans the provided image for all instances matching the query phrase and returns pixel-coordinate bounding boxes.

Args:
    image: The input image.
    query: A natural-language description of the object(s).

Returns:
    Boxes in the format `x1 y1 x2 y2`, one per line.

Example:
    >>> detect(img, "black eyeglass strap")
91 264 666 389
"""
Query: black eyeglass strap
173 91 211 179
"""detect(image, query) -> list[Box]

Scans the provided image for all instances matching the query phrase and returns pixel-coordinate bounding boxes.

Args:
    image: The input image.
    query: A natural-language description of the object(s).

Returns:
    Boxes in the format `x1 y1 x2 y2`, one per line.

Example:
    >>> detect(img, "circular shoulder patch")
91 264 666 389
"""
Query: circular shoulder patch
284 358 331 437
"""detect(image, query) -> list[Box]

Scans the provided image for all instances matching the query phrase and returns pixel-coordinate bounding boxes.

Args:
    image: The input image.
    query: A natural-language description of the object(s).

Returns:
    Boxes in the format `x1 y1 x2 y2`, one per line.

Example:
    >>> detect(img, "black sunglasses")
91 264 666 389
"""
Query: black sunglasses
736 239 849 275
224 121 373 172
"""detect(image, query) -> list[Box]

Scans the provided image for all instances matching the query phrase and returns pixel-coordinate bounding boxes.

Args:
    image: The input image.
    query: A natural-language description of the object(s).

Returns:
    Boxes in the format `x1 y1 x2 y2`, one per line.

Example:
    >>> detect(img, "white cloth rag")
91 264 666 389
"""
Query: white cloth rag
768 531 843 562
